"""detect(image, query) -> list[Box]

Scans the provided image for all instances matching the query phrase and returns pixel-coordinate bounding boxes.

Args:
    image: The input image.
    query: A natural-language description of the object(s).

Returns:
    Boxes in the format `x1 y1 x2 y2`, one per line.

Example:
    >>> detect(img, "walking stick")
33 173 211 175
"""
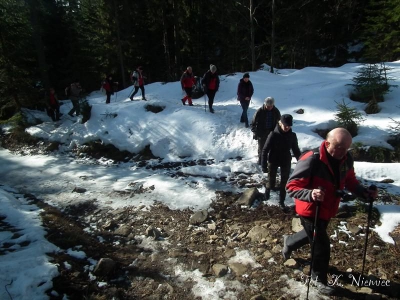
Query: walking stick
128 85 135 99
204 93 207 112
361 184 377 280
306 200 321 300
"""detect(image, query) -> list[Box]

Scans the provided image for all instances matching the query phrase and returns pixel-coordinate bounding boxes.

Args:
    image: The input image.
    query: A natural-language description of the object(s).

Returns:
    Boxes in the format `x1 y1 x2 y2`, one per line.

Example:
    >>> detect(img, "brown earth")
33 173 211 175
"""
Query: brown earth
1 133 400 299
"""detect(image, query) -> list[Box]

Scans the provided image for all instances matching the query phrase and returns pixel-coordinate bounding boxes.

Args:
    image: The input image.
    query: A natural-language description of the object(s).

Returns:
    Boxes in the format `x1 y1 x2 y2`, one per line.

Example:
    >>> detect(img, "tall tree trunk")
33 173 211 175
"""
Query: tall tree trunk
250 0 256 71
270 0 275 73
113 0 126 88
172 0 180 79
161 7 172 80
26 0 50 89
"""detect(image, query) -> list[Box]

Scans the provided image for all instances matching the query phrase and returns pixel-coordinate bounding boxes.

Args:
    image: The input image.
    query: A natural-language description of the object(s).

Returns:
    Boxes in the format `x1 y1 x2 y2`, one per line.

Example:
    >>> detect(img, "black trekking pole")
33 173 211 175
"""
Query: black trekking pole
361 184 377 281
128 85 135 99
204 93 207 112
306 187 324 300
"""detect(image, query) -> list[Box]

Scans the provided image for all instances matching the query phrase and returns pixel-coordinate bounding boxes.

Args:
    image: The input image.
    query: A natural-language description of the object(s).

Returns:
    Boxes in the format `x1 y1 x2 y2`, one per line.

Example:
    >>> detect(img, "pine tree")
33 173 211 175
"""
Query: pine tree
362 0 400 62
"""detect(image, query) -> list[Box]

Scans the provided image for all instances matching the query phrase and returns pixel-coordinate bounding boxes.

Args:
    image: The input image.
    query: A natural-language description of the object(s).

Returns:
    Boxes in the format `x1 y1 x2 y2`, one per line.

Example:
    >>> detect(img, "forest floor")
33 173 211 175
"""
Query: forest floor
1 134 400 300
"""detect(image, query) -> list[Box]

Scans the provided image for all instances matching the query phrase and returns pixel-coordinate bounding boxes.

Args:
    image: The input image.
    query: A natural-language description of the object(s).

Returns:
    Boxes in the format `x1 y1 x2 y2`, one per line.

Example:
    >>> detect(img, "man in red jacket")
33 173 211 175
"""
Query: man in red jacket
284 127 378 295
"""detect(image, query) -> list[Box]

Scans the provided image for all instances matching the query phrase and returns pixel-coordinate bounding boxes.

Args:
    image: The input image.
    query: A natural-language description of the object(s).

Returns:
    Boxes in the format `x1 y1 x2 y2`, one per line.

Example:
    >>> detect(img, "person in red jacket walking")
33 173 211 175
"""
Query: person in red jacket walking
284 127 378 295
130 66 146 101
103 75 118 104
202 64 220 113
180 66 196 106
47 87 60 121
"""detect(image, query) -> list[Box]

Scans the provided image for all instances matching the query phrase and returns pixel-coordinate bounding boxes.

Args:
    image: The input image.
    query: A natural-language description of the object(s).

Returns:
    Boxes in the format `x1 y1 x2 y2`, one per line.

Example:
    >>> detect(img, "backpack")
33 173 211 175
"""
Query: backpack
130 71 138 84
192 76 205 99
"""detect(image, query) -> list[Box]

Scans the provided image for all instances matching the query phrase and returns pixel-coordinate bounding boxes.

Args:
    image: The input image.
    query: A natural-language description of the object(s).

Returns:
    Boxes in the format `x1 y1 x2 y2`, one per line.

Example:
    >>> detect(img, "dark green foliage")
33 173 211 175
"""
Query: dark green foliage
0 0 400 120
389 117 400 141
334 100 365 137
0 0 38 117
349 63 397 103
362 0 400 62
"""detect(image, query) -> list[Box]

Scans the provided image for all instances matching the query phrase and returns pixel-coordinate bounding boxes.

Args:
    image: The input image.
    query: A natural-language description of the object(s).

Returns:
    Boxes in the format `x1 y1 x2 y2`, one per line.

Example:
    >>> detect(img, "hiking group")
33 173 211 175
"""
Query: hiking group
57 65 380 297
180 64 220 112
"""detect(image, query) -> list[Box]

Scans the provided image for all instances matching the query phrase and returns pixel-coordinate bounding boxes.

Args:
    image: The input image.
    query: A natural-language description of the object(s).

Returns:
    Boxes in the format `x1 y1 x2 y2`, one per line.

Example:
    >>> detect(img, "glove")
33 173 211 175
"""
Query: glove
253 133 257 140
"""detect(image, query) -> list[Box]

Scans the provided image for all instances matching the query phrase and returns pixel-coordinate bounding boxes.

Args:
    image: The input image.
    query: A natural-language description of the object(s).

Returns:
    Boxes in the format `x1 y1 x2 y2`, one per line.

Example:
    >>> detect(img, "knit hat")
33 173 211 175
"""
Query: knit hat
264 97 275 106
280 114 293 127
243 73 250 78
210 64 217 72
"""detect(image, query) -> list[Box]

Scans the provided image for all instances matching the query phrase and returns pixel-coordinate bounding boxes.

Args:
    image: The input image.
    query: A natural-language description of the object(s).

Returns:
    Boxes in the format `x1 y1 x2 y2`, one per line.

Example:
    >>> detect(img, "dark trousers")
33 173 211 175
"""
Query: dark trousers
47 105 60 121
266 162 291 203
207 89 217 110
131 85 145 99
240 100 250 125
285 216 331 284
106 91 112 104
257 130 273 164
69 97 80 116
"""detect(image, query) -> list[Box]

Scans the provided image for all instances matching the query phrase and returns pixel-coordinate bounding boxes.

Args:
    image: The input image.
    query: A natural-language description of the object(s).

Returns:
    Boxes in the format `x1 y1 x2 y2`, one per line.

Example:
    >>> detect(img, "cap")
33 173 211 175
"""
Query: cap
264 97 275 106
280 114 293 127
243 73 250 78
210 64 217 72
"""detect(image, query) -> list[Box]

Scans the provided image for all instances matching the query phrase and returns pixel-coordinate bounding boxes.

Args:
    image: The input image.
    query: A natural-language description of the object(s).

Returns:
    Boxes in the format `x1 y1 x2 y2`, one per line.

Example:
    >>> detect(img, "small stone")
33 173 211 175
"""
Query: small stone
146 226 161 240
212 264 228 277
283 258 299 269
189 210 208 225
72 187 86 193
228 262 248 276
93 258 116 276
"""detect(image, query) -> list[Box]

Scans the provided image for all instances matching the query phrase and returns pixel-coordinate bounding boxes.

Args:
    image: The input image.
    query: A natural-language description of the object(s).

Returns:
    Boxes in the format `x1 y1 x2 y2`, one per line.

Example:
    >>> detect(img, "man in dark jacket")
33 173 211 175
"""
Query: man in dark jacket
65 79 82 117
202 64 220 113
251 97 281 164
237 73 254 127
261 114 301 209
284 127 378 295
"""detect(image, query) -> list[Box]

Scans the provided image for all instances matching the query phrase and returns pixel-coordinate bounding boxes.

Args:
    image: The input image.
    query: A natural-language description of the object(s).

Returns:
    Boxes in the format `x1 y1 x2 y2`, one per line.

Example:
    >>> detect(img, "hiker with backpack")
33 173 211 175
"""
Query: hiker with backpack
237 73 254 127
283 127 378 295
65 79 82 117
261 114 301 211
201 64 220 113
251 97 281 165
180 66 196 106
129 66 146 101
103 75 118 104
46 87 60 121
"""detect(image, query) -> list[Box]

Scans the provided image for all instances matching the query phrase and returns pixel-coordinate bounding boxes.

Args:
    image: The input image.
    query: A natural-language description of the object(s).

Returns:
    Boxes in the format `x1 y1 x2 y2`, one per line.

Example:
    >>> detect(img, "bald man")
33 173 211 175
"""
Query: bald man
283 128 378 295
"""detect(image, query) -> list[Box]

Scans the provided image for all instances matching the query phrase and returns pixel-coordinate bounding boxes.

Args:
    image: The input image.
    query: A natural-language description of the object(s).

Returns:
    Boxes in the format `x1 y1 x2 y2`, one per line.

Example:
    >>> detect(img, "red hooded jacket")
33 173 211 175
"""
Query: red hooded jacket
286 141 365 220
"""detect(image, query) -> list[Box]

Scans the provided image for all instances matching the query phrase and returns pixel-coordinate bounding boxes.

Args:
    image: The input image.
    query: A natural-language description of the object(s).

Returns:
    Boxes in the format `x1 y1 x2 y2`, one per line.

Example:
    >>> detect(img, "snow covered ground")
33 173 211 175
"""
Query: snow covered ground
1 62 400 299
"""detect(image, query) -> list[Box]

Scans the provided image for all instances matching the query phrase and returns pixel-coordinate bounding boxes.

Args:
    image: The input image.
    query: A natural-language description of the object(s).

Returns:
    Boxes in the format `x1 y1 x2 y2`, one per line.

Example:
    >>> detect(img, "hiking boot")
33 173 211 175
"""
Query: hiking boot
280 204 289 213
245 122 249 128
189 103 194 106
68 112 74 117
181 99 186 105
210 108 214 113
282 235 291 260
312 281 335 295
142 98 147 101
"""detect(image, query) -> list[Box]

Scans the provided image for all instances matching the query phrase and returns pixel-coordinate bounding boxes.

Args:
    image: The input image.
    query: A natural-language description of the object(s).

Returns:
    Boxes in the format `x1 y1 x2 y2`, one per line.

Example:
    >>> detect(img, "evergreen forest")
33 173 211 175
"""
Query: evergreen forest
0 0 399 118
